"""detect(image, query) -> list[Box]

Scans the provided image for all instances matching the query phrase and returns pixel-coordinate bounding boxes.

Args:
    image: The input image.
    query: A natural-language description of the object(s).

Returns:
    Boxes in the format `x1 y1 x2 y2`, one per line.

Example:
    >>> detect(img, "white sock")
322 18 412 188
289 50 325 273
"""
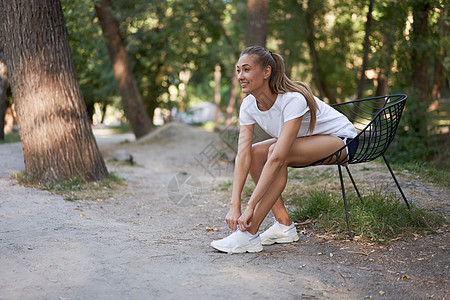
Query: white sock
242 230 258 239
277 221 294 229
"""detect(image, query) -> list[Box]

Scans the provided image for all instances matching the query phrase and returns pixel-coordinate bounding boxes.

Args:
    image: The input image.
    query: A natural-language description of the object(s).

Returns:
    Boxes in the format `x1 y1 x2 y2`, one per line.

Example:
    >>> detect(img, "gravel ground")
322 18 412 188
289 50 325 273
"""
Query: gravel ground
0 122 448 299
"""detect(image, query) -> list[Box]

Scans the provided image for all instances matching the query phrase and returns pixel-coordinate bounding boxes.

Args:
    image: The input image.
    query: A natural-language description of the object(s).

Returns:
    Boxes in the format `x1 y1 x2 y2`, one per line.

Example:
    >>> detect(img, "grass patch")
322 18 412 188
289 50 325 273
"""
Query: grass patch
108 123 132 134
13 171 126 201
0 132 21 144
394 161 450 188
289 188 446 242
196 121 215 131
215 180 232 191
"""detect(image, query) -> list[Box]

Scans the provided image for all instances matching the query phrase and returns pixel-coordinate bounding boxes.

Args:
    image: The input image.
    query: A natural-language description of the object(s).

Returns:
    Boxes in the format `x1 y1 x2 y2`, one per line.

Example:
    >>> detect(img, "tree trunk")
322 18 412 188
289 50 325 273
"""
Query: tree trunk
0 0 108 182
356 0 374 100
430 6 448 106
214 64 221 130
225 76 238 126
305 0 336 103
375 29 394 97
95 0 153 138
0 45 7 141
375 73 389 97
410 0 431 136
246 0 269 47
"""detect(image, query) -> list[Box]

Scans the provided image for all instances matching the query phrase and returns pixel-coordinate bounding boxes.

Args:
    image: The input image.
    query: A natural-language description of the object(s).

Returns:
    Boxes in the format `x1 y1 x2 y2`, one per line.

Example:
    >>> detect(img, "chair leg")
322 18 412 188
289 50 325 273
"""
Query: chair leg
337 161 353 240
382 155 410 209
345 165 362 203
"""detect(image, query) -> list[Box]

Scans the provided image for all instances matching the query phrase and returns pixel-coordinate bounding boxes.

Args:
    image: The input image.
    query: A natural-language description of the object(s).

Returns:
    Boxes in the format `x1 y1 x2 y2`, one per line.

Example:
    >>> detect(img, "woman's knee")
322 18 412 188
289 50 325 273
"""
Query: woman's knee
251 141 270 160
267 143 276 159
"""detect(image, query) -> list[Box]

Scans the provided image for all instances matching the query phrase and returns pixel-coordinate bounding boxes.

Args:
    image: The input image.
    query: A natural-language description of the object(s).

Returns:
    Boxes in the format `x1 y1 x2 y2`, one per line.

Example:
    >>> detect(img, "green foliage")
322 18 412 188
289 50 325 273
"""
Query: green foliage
0 132 21 144
394 161 450 188
61 0 118 117
58 0 448 164
289 189 446 242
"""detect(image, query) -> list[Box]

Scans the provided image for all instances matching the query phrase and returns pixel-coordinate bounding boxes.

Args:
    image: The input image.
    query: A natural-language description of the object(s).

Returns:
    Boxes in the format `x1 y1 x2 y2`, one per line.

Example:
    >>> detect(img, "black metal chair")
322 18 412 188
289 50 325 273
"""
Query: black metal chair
292 94 410 239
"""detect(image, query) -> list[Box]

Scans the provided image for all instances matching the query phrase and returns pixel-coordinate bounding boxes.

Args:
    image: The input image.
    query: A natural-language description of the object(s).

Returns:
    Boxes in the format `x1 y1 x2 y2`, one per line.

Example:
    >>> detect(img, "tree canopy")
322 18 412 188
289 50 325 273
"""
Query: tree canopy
40 0 450 163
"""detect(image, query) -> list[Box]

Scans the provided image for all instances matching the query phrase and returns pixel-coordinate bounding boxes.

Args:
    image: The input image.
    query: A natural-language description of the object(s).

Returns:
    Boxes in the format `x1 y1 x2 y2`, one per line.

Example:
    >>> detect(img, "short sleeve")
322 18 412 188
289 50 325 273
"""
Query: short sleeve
239 96 256 126
282 93 309 122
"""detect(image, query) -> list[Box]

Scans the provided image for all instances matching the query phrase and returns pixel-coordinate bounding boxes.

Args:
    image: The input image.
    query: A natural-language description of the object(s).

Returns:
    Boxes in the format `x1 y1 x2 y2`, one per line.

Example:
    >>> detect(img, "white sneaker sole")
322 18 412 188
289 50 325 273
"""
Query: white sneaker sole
261 235 299 246
210 241 263 253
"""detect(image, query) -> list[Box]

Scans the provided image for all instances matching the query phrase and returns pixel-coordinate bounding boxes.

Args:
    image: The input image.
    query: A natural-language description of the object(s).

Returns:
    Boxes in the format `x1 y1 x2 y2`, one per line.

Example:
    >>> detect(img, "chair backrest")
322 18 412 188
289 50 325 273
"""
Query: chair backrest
331 94 407 164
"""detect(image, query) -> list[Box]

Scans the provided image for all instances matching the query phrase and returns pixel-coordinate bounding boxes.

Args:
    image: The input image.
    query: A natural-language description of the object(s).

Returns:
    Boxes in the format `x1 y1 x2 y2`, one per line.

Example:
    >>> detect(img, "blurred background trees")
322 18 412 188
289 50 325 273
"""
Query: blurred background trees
2 0 448 166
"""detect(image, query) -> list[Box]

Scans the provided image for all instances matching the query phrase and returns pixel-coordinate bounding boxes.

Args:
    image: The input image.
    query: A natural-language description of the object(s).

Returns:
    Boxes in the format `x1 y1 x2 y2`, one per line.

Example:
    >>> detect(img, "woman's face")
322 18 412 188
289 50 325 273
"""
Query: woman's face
236 54 270 95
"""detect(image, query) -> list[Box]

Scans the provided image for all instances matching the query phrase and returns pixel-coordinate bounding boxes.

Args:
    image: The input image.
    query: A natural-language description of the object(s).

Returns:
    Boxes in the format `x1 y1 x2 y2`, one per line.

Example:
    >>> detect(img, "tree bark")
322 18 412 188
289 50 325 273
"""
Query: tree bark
306 0 336 103
95 0 153 138
430 6 448 105
356 0 374 100
225 76 238 126
214 64 221 130
246 0 269 47
376 28 394 97
410 0 431 136
0 45 7 141
0 0 108 182
375 73 389 97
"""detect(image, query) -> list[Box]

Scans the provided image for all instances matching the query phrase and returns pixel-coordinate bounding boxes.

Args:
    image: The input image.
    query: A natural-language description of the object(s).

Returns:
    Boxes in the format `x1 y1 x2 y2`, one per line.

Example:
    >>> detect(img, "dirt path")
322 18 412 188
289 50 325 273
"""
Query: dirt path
0 122 448 299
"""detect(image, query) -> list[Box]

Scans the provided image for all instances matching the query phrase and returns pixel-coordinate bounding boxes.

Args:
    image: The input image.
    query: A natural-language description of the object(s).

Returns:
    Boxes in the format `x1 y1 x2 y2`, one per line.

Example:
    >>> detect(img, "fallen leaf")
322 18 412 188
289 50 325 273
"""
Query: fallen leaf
417 258 424 261
80 214 86 217
379 290 385 295
206 226 219 231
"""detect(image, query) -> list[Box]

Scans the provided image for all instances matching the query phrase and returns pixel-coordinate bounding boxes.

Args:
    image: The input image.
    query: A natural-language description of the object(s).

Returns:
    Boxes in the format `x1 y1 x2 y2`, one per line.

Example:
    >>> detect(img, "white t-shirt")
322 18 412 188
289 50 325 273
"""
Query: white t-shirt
239 92 357 139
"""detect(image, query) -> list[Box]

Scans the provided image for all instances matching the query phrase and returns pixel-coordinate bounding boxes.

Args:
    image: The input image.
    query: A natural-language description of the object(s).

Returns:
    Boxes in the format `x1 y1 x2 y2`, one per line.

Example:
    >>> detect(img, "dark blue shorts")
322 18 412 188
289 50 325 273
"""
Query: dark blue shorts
339 136 359 162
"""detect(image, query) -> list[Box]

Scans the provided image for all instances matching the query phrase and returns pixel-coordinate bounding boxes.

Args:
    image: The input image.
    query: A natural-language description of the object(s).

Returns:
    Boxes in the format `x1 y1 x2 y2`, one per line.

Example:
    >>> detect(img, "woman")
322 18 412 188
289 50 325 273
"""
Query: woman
210 46 357 253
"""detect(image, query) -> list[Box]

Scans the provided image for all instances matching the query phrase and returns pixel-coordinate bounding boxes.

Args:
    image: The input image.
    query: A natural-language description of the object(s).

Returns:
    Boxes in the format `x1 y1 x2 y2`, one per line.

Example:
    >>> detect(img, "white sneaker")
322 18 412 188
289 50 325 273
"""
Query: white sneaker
260 220 299 245
210 229 263 254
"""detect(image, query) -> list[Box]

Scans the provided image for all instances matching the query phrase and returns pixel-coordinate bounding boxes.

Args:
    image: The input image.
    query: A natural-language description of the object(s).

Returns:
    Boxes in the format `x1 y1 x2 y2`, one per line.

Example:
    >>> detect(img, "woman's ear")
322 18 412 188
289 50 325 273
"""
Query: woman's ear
263 65 272 80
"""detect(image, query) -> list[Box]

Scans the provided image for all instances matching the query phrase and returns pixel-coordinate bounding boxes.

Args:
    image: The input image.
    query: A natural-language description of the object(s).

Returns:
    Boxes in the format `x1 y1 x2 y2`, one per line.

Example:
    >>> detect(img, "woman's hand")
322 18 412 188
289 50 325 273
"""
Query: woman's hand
238 205 254 231
225 206 241 231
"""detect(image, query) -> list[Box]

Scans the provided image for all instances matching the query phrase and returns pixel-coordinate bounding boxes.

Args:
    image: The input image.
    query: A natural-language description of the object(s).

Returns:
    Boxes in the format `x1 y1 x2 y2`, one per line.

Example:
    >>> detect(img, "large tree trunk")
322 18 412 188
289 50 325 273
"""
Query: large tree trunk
410 0 431 136
0 0 108 182
246 0 269 47
95 0 153 138
0 45 7 141
356 0 374 100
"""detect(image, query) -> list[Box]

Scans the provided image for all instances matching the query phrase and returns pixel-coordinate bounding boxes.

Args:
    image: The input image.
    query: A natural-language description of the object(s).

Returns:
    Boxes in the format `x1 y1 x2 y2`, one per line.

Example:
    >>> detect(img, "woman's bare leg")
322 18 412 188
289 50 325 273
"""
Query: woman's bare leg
247 135 346 235
250 139 291 226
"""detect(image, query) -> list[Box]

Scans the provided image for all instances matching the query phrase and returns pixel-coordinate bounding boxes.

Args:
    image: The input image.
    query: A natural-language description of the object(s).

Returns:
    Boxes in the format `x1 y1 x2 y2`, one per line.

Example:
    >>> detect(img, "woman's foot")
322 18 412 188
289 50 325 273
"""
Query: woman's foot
260 220 299 245
210 228 263 253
